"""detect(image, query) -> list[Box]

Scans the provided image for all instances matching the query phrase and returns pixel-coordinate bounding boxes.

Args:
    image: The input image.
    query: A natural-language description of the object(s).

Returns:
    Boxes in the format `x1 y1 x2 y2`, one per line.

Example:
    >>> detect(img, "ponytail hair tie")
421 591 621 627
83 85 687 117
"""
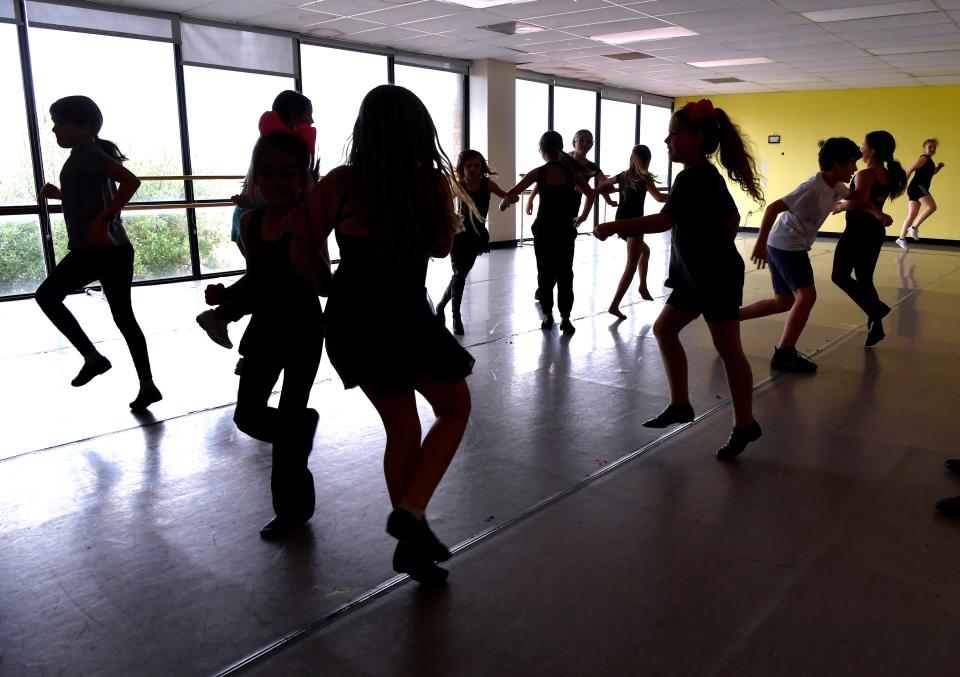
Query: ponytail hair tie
683 99 717 121
258 110 316 152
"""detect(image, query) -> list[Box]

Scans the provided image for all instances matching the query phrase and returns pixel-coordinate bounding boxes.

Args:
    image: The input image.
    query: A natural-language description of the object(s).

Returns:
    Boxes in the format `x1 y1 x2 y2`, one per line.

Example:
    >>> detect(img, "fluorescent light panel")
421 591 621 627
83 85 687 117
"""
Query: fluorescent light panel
591 26 698 44
688 57 774 67
802 1 936 23
440 0 538 8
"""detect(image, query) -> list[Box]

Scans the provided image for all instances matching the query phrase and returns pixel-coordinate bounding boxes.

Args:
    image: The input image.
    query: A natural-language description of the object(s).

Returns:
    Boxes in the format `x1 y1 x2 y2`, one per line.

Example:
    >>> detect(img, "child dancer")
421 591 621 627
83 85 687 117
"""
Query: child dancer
831 131 907 347
197 90 316 350
595 144 667 319
436 150 507 335
204 132 324 539
896 138 944 249
594 99 763 459
294 85 474 584
501 131 596 333
35 95 161 411
739 137 890 371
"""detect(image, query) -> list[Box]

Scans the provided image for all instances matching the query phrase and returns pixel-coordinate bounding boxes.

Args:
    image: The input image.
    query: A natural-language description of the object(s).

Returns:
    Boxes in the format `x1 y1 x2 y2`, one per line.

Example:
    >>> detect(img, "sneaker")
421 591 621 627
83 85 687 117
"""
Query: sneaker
643 404 695 429
935 495 960 518
770 346 818 373
559 317 575 334
541 313 555 330
945 459 960 475
71 355 112 387
864 318 885 347
908 226 919 242
895 237 909 250
715 420 762 460
196 309 232 349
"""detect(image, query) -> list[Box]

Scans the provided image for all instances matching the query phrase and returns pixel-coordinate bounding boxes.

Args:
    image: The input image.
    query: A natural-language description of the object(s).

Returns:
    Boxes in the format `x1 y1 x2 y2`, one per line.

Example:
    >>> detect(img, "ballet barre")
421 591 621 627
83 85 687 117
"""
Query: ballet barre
124 201 235 211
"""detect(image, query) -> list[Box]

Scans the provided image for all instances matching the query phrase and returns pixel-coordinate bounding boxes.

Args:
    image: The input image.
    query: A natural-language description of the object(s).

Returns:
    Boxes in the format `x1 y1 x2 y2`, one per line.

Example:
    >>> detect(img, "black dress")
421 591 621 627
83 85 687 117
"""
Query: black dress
615 171 647 240
531 161 579 317
437 179 491 317
325 206 475 396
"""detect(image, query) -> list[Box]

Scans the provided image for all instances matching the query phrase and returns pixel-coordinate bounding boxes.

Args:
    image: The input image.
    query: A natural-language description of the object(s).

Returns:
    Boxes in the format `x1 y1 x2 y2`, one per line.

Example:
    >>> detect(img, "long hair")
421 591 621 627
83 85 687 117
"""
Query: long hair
348 85 466 265
50 95 127 162
865 130 907 199
621 144 655 195
249 132 311 202
675 105 764 205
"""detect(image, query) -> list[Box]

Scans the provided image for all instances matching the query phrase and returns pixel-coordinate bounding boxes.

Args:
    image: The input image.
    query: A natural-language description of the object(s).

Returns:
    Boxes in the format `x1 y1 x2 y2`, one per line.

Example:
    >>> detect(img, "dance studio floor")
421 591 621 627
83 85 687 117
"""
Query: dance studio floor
2 232 959 676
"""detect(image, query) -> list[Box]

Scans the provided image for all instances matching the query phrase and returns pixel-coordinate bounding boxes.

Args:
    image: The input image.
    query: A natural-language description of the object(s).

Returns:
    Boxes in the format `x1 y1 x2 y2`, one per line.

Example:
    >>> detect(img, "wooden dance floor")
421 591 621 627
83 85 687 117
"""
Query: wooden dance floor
1 233 958 676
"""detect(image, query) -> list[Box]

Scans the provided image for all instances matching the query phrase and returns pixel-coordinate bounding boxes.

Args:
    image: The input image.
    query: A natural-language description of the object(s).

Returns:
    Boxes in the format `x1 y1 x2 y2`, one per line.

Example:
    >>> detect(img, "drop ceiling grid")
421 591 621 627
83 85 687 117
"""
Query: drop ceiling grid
95 0 960 95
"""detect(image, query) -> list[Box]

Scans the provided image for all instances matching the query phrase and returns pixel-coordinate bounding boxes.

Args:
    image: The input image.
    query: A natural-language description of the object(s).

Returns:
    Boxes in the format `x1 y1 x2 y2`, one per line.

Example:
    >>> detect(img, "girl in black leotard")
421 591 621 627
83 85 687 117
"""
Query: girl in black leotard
500 131 596 333
897 138 944 248
205 132 325 539
596 144 667 319
831 131 907 347
294 85 474 585
436 150 507 335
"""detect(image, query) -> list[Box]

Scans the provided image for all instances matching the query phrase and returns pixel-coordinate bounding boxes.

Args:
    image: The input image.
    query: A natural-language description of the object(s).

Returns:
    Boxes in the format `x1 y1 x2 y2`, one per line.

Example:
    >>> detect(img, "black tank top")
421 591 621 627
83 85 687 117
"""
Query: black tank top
533 161 577 235
459 178 490 237
615 171 647 220
910 155 935 188
846 170 891 229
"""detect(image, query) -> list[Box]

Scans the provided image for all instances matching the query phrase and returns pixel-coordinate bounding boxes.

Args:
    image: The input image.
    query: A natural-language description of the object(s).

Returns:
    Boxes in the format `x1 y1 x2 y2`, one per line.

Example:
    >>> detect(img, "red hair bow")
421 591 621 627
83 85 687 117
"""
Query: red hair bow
683 99 716 120
258 110 317 152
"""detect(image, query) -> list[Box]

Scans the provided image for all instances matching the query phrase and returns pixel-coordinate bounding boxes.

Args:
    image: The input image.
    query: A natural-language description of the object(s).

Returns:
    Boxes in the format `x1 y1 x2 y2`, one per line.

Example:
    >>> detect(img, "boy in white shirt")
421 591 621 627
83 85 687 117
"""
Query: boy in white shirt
740 138 891 372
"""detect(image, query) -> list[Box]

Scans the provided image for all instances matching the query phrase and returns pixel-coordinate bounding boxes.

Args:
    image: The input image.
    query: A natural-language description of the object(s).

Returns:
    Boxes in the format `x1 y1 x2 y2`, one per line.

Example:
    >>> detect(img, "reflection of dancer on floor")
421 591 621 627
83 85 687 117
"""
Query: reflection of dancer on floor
294 85 475 585
895 249 917 289
595 99 764 460
896 138 944 249
740 137 876 373
206 132 325 539
595 144 667 319
197 91 316 352
501 131 597 334
35 95 162 411
436 150 507 335
831 131 907 347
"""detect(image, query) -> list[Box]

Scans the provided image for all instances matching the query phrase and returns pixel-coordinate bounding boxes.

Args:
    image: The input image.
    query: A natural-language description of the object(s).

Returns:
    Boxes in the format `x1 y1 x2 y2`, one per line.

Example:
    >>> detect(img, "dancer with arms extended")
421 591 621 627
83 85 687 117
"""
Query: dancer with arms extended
896 138 944 249
36 95 161 411
595 99 764 459
294 85 474 584
595 144 667 319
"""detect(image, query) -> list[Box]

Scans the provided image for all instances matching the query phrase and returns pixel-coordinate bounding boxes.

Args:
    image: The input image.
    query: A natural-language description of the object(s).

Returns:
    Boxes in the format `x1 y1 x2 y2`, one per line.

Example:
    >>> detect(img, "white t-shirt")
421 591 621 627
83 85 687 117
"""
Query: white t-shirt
767 173 849 252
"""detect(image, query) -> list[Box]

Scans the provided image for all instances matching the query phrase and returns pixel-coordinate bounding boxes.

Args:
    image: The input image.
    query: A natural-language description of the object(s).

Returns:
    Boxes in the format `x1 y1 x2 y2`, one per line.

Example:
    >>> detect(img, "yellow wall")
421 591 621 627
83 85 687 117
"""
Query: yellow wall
676 87 960 241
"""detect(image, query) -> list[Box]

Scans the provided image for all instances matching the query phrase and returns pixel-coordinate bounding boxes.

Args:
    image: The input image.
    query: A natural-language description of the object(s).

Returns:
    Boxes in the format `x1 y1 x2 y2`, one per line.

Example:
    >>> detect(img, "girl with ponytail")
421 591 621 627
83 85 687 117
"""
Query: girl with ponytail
595 144 667 318
36 95 161 411
830 130 905 347
594 99 764 460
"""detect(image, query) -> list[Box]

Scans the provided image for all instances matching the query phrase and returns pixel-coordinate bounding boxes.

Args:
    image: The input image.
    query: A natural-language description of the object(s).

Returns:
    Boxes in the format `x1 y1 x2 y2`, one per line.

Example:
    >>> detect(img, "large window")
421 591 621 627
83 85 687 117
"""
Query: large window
515 78 549 238
599 98 638 222
394 64 464 163
640 103 672 186
553 86 596 163
301 45 387 175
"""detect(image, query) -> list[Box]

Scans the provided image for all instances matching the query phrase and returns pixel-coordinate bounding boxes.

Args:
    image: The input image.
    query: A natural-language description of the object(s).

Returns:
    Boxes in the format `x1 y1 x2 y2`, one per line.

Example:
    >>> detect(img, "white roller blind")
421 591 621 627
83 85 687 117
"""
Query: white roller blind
1 0 14 21
181 22 295 76
26 1 172 40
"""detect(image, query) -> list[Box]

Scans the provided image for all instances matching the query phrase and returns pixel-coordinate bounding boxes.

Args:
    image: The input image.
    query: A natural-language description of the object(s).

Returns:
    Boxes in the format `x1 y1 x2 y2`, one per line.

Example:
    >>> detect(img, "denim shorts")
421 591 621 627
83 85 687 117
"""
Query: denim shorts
767 244 814 295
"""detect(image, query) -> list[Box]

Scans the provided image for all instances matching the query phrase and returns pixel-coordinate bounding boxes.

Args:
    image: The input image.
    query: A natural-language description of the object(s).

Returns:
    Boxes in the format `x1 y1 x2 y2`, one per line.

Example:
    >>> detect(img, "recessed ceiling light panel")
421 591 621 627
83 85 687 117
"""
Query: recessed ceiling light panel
591 26 698 44
479 20 545 35
802 1 936 23
689 57 774 68
440 0 539 8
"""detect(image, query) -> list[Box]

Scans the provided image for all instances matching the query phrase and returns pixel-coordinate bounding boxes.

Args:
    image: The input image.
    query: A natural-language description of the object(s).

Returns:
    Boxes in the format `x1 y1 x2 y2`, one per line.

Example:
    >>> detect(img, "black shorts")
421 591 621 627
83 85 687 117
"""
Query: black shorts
666 283 742 323
907 183 930 202
767 245 814 295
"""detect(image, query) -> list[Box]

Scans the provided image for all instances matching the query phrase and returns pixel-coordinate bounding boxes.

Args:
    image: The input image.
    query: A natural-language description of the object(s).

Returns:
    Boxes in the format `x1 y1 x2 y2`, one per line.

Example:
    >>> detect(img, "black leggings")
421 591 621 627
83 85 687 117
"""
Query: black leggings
35 243 153 380
438 236 481 316
832 222 889 320
234 341 322 522
534 233 576 316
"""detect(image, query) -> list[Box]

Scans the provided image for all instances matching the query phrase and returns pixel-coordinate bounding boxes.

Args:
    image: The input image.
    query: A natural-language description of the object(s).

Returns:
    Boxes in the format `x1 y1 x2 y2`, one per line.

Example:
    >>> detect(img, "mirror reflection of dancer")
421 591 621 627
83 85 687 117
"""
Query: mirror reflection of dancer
435 150 507 335
739 138 879 373
595 99 764 460
501 131 597 334
896 138 944 249
294 85 475 585
830 131 907 347
595 144 667 319
36 95 162 411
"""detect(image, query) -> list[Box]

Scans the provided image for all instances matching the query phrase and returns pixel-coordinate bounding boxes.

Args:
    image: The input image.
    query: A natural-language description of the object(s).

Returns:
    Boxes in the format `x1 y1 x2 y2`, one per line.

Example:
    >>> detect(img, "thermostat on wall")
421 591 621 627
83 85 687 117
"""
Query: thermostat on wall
768 134 781 143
